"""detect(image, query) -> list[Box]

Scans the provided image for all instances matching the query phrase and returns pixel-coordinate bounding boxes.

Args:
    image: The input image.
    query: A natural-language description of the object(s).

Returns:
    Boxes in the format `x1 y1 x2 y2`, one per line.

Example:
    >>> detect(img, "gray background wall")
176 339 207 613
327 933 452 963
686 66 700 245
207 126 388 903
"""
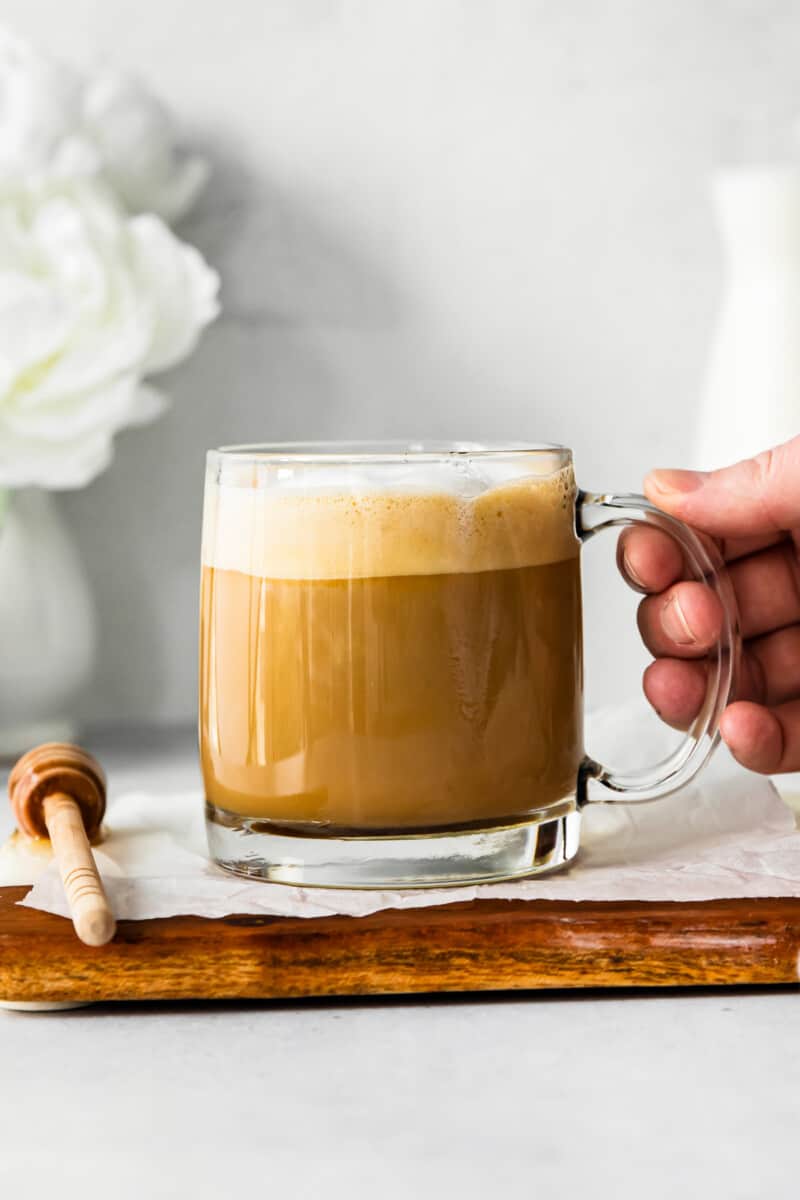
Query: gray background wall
5 0 797 726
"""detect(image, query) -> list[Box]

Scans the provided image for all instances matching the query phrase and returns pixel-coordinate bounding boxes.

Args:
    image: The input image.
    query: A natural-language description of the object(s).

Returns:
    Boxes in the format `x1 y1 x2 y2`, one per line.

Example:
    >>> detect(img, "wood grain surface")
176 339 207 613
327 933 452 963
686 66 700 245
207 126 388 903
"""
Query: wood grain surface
2 886 800 1002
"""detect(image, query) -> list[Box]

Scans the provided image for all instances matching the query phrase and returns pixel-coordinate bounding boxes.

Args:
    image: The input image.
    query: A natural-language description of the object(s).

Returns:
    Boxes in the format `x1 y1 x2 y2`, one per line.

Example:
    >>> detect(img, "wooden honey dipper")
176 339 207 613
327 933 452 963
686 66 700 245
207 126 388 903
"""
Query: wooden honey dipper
8 743 116 947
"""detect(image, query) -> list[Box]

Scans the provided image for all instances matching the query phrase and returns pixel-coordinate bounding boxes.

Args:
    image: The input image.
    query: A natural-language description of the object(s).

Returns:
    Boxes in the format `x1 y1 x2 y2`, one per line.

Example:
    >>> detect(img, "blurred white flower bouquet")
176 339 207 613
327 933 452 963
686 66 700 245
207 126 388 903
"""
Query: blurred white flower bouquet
0 29 219 489
0 30 220 752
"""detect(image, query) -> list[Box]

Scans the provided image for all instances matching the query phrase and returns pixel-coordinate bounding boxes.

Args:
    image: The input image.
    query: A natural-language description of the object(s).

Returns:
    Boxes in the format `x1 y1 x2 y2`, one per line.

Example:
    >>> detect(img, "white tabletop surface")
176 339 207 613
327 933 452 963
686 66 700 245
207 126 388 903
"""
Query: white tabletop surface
0 730 798 1199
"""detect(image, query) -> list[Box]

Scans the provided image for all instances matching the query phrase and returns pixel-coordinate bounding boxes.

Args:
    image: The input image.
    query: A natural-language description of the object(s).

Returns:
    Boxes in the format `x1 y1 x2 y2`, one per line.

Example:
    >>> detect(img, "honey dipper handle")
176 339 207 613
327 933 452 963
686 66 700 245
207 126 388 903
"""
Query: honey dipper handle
42 794 116 947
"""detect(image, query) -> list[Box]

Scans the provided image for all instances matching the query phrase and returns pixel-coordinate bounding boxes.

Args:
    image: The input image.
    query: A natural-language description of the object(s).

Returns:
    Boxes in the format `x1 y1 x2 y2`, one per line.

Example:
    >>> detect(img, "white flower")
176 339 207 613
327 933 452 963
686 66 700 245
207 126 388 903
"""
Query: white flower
81 70 210 225
0 175 219 488
0 31 219 488
0 30 208 223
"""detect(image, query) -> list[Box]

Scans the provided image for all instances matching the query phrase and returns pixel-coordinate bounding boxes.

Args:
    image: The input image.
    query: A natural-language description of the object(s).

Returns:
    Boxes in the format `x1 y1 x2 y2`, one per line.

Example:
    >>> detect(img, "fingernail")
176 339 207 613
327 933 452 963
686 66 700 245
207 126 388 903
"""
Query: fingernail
646 468 705 496
621 550 647 591
661 593 696 645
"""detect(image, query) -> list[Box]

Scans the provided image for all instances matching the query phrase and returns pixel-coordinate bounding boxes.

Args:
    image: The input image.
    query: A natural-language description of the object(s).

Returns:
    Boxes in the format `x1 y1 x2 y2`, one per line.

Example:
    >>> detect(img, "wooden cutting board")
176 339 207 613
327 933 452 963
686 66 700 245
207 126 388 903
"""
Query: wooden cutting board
2 885 799 1003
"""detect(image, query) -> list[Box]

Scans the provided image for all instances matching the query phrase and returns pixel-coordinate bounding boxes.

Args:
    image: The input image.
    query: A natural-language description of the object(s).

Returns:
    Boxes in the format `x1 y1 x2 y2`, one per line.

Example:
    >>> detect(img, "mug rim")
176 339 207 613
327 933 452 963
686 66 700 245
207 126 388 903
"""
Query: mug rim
209 440 571 464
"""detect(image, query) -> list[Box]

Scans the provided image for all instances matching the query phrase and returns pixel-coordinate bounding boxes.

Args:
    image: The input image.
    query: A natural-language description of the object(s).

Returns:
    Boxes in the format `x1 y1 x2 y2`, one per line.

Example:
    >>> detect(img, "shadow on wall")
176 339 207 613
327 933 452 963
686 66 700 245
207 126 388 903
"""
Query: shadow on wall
58 138 417 725
181 144 409 330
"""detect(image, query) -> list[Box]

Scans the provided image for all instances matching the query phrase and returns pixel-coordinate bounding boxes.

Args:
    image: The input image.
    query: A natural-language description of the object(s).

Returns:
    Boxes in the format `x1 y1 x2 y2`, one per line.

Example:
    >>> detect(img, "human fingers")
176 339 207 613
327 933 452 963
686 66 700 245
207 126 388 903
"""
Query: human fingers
644 437 800 540
725 542 800 640
719 699 800 773
620 526 786 585
642 626 800 729
637 539 800 658
617 527 684 593
745 625 800 706
717 532 787 563
637 581 724 658
642 658 708 729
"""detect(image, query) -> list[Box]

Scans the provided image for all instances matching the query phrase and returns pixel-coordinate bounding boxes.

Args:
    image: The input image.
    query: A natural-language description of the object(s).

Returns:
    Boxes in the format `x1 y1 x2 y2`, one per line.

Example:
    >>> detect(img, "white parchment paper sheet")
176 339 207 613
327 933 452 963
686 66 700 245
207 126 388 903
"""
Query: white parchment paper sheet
4 709 799 920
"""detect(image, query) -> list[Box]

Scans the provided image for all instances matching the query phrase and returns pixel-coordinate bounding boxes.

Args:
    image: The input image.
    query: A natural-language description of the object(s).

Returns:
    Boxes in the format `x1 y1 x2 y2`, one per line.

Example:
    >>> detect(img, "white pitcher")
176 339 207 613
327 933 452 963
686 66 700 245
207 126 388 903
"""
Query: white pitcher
695 165 800 470
0 489 95 757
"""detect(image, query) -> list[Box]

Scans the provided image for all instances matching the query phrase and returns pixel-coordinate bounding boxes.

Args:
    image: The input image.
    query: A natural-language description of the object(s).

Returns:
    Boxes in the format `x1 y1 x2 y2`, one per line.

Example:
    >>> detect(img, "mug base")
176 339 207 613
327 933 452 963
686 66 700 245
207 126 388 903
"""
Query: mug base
205 802 581 889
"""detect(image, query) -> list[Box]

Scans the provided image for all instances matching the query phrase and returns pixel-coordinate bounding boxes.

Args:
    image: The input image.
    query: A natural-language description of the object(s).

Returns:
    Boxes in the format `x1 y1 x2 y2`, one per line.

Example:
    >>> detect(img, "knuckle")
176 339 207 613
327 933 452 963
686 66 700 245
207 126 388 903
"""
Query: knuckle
752 446 777 492
748 444 790 531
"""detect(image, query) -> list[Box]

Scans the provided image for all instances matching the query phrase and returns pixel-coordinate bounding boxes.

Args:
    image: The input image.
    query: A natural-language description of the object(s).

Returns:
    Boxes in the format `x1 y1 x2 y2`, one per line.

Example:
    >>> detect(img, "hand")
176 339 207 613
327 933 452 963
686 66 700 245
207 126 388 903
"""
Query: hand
620 438 800 774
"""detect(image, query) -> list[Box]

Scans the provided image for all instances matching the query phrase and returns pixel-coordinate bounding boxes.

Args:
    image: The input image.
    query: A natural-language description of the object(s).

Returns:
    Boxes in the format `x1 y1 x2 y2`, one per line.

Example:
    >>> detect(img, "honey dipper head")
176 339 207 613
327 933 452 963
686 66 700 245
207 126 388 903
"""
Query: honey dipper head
8 743 106 840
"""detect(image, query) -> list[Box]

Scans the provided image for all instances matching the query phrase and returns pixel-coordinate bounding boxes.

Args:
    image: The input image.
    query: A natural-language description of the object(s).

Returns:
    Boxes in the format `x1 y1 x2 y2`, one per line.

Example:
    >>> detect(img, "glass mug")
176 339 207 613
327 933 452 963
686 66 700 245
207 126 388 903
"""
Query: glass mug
199 442 739 888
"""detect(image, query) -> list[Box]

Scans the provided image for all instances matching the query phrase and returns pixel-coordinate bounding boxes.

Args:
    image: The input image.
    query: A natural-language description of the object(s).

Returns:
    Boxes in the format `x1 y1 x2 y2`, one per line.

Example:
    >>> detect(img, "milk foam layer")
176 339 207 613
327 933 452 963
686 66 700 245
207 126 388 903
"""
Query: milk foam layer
202 465 578 580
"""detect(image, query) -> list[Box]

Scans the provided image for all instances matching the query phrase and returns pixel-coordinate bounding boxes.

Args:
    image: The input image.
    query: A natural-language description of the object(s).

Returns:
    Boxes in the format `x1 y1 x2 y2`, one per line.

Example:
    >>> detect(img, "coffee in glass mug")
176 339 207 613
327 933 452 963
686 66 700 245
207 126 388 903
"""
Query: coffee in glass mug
199 443 738 887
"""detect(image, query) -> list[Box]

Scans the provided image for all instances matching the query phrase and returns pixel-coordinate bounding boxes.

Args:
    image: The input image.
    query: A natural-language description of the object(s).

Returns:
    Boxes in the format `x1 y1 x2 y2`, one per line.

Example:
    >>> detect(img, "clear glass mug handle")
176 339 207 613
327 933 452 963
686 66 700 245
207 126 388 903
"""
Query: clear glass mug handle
577 491 740 805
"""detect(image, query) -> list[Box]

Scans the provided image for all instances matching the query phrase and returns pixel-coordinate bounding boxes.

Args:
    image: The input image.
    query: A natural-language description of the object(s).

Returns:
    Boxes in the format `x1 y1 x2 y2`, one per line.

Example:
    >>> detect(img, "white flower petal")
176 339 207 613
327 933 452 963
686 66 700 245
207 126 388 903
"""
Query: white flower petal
0 207 33 272
140 155 210 226
7 189 150 407
82 68 209 222
0 271 76 379
0 31 83 175
0 159 216 486
30 196 111 312
0 423 114 489
0 38 208 223
49 133 102 179
128 214 219 373
15 290 151 408
127 383 169 427
3 373 140 440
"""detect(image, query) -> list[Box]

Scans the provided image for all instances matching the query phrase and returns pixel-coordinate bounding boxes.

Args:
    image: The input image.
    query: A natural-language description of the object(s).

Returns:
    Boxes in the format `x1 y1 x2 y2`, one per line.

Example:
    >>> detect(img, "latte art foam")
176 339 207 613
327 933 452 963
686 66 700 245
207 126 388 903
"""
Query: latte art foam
202 465 578 580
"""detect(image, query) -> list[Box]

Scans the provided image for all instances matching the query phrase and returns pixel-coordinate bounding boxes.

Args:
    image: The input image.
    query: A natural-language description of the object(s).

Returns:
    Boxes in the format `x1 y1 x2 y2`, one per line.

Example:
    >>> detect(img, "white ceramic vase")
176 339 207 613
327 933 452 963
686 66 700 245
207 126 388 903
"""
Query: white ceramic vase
0 489 95 758
695 166 800 470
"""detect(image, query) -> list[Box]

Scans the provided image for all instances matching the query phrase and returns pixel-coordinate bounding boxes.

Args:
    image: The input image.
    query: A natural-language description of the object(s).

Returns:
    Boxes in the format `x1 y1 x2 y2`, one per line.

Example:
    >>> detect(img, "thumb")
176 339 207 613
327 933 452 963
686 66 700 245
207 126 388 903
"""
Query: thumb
644 436 800 539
